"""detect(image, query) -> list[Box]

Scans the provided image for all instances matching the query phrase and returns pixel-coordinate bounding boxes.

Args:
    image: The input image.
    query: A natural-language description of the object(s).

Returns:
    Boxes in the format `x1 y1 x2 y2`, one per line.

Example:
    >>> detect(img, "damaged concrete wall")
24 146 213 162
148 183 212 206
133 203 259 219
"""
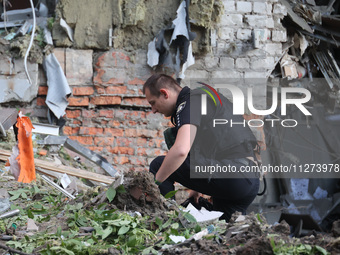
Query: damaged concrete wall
53 0 182 50
0 56 39 103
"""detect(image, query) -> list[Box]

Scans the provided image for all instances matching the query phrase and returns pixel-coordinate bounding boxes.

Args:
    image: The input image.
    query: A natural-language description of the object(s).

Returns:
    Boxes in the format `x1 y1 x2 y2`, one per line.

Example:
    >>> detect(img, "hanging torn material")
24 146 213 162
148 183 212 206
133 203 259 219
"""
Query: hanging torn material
13 112 36 183
147 0 196 80
60 18 74 42
43 53 71 120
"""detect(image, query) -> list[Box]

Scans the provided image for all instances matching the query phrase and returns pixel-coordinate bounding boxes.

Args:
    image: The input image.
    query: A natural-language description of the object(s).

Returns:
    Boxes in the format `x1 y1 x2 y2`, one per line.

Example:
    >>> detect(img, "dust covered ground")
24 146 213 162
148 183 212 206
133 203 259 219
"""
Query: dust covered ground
0 146 339 254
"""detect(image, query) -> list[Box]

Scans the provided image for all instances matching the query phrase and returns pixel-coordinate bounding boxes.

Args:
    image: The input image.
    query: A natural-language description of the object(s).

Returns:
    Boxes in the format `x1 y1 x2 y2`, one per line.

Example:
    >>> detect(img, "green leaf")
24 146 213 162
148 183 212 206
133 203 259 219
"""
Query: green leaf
162 219 172 229
183 212 197 223
194 224 201 233
314 245 328 255
116 185 126 194
171 223 179 229
127 235 137 247
164 190 178 199
21 192 27 199
9 191 21 201
6 241 23 249
27 209 34 219
50 246 75 255
102 226 113 239
33 185 40 194
270 238 276 249
155 217 162 227
56 226 62 236
118 225 130 235
106 187 116 203
256 213 263 223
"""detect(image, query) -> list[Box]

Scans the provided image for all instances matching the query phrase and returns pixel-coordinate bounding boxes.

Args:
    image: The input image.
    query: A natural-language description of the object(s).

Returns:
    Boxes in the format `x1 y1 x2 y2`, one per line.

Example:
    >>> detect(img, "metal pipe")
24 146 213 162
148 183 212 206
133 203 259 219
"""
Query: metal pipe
41 175 76 199
24 0 37 85
0 209 20 219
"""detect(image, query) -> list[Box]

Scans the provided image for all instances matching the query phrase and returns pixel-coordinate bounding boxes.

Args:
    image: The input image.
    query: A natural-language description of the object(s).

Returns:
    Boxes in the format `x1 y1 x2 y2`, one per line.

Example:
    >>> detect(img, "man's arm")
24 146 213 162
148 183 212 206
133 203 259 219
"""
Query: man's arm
155 124 197 183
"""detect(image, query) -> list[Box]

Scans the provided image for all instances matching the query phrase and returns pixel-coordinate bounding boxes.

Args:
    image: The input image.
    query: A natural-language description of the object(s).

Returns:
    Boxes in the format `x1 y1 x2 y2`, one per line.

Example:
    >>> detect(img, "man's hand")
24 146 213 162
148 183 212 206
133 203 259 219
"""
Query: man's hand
188 190 202 204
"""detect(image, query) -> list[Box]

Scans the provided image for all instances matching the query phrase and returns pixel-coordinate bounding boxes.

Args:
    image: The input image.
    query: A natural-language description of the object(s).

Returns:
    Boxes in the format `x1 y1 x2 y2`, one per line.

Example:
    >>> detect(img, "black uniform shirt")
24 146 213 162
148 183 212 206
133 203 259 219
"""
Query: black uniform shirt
171 86 251 159
171 86 215 130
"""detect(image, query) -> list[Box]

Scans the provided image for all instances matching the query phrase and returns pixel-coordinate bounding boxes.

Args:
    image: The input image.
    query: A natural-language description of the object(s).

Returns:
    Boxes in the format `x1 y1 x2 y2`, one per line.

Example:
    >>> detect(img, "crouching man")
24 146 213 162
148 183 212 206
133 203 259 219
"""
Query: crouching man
143 74 259 221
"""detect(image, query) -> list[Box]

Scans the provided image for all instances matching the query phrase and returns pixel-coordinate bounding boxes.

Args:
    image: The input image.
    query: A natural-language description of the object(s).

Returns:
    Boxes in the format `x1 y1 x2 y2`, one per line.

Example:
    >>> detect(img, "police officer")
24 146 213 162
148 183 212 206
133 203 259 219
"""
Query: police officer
143 73 259 221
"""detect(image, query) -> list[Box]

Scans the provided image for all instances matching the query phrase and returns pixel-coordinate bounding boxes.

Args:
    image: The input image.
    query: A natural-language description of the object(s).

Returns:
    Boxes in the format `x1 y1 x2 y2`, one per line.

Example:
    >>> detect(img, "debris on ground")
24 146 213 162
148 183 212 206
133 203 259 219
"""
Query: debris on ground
0 153 339 254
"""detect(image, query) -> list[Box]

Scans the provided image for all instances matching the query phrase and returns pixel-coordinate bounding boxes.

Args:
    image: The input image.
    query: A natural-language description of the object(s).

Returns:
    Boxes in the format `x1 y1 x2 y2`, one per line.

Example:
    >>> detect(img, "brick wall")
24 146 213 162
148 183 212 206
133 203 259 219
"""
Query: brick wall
35 0 287 172
37 49 171 172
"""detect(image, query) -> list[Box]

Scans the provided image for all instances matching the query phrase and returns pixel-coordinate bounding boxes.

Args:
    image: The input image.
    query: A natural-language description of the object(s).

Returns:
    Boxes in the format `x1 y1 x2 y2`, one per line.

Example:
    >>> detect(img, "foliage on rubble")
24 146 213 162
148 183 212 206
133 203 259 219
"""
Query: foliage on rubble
270 237 328 255
0 181 203 254
0 172 336 254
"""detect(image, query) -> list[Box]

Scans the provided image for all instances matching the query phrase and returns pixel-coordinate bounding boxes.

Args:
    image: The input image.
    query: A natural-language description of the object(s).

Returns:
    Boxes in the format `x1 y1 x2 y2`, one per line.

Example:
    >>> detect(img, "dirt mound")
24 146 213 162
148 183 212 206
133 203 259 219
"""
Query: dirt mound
113 170 166 215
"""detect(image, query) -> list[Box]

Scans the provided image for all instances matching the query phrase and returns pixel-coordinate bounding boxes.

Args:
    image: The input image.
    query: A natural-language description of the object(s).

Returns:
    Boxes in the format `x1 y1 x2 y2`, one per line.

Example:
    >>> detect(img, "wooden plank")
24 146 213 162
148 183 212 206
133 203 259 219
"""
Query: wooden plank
0 149 115 184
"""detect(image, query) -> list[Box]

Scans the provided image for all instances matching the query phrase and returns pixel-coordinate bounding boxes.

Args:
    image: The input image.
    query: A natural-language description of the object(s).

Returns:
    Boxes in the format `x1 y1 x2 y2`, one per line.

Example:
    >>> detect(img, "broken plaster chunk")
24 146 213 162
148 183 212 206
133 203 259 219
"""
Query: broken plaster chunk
235 215 246 222
27 218 39 232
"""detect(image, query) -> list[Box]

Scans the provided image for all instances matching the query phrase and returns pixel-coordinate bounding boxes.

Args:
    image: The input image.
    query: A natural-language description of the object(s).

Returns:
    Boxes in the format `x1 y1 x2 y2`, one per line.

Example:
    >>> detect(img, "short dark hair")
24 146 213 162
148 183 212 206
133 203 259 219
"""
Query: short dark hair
143 74 181 97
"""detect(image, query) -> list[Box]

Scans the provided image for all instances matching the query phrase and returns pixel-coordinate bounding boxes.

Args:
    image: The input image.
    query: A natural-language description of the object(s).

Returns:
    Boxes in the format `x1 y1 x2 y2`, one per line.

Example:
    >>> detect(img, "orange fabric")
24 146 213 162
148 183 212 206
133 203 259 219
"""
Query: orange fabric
16 115 36 183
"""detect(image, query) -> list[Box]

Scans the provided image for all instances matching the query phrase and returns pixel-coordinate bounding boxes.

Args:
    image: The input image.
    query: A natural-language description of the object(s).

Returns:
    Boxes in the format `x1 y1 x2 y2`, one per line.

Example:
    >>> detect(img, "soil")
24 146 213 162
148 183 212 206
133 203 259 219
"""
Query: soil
109 170 166 215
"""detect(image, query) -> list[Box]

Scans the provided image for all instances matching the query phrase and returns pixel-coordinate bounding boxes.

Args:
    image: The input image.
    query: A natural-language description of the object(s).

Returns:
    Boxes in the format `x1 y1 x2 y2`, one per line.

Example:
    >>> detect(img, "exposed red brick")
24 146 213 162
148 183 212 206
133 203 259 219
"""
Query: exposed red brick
36 97 46 106
68 97 89 106
72 120 82 125
66 110 81 118
95 85 105 94
90 96 121 105
117 147 134 155
149 139 164 148
122 97 149 107
88 146 104 152
114 156 129 165
95 53 105 67
112 51 130 67
38 86 48 95
94 137 114 146
63 126 80 135
69 136 93 145
104 128 124 136
108 120 121 127
99 110 114 118
82 110 98 118
79 127 104 135
72 86 94 96
105 85 127 94
116 137 133 147
106 78 125 85
136 148 146 156
128 78 145 85
93 69 105 85
38 149 47 156
125 129 137 137
137 148 165 156
129 156 146 166
136 129 158 138
137 137 148 146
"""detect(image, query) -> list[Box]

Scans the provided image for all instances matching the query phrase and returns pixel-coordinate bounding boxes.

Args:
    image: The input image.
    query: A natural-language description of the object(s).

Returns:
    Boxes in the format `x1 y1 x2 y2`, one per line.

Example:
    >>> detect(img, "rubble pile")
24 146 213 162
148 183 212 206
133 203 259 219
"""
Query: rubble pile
272 0 340 110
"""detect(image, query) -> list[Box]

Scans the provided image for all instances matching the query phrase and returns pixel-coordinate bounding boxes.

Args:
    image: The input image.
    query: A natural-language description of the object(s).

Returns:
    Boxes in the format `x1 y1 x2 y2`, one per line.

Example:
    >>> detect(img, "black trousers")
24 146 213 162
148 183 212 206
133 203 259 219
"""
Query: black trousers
150 156 259 222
